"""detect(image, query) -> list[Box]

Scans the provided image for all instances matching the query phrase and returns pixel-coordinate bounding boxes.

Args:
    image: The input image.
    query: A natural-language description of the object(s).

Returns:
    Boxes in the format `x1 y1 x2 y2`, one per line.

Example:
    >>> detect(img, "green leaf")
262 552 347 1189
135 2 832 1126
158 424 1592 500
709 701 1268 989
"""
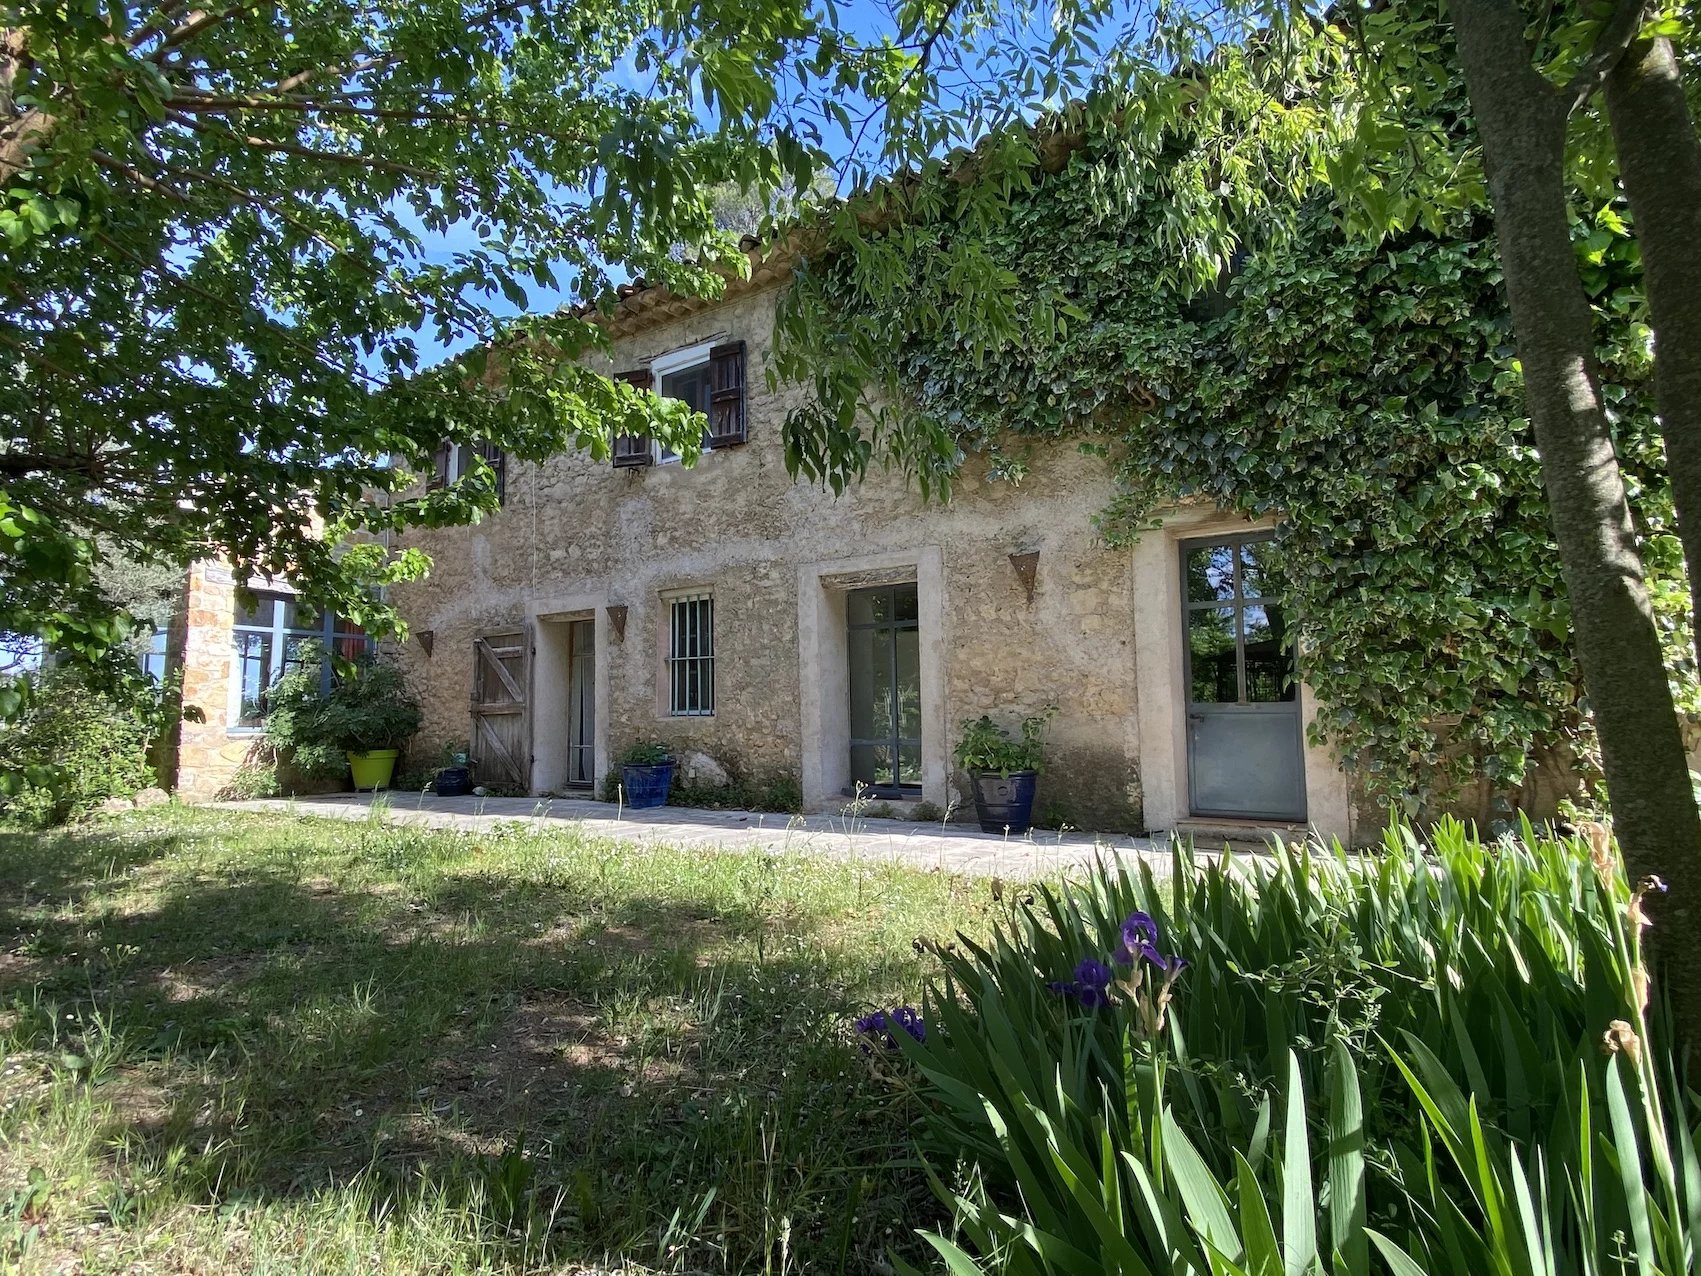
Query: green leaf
1326 1039 1367 1276
1281 1052 1316 1276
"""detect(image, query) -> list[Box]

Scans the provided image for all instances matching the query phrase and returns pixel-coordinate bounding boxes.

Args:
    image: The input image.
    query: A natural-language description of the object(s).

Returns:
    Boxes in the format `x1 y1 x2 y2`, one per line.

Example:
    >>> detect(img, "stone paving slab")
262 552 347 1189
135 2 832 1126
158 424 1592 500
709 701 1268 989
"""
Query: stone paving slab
215 793 1184 881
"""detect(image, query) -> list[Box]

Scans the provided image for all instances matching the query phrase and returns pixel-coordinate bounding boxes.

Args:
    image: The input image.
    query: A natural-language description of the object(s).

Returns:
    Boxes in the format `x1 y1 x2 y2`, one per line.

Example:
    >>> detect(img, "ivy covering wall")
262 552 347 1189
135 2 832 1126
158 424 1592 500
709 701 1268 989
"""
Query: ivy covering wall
776 123 1695 818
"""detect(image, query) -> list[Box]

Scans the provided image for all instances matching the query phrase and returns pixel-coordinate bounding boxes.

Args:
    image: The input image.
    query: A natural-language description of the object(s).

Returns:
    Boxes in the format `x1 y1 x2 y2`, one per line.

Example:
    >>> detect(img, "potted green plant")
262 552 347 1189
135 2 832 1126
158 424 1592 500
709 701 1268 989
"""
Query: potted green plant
264 644 421 791
433 740 472 796
954 709 1052 834
619 741 674 809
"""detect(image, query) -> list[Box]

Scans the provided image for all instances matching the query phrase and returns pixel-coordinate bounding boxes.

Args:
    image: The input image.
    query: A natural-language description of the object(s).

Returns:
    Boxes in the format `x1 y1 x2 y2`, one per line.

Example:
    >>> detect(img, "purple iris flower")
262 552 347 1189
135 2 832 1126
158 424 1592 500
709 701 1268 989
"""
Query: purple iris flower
1075 983 1110 1009
1047 958 1117 1010
888 1006 927 1043
1074 958 1113 989
854 1005 925 1049
1114 911 1160 965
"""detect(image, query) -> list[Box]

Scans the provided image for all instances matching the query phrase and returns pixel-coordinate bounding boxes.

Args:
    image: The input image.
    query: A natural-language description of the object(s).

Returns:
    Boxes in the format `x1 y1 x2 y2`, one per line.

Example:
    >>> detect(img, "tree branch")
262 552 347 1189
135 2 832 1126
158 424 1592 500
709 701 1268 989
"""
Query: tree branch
1563 0 1650 114
162 107 448 180
89 149 194 201
165 86 591 144
0 448 129 479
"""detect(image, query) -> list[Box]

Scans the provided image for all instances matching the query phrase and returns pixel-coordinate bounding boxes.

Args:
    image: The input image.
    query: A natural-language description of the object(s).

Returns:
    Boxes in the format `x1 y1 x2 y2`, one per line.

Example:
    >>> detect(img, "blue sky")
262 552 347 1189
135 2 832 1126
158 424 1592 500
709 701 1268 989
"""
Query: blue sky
398 0 1132 369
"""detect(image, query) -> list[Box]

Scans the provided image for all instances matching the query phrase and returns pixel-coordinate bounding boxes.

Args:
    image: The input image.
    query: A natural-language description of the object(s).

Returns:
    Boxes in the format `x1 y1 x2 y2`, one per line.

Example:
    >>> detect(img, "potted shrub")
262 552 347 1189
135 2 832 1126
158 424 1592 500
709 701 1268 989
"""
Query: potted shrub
433 741 472 797
619 741 675 809
954 710 1052 834
264 644 422 791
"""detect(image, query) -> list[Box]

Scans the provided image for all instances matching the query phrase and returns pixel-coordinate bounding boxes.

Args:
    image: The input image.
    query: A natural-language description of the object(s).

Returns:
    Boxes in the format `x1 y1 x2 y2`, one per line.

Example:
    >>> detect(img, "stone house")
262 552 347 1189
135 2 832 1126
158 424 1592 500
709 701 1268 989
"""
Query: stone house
356 249 1355 843
161 241 1354 841
169 558 372 801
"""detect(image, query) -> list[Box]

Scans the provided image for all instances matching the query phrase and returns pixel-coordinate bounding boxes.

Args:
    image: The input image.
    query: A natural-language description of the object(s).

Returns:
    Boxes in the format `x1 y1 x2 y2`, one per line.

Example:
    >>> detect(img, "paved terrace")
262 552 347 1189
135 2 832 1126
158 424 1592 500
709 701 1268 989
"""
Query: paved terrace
218 793 1196 881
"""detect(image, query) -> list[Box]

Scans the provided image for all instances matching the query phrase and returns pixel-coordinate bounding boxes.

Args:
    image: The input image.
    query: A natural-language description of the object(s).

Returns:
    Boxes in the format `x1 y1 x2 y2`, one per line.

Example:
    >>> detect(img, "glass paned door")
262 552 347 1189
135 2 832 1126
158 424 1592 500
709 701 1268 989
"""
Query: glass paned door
1182 535 1306 820
847 584 922 793
566 619 595 787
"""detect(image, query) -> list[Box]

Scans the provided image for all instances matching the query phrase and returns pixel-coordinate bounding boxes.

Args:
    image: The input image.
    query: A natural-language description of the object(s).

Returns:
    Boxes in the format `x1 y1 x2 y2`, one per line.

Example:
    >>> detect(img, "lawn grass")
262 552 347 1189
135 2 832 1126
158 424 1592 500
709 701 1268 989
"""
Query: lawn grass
0 806 1002 1274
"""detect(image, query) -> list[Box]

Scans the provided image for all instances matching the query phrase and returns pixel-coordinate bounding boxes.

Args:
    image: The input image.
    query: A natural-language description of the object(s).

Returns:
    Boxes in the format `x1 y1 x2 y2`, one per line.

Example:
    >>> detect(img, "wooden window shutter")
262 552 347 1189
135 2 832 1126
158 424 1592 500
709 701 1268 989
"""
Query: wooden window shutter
612 368 654 468
429 440 451 490
476 439 507 506
707 341 747 447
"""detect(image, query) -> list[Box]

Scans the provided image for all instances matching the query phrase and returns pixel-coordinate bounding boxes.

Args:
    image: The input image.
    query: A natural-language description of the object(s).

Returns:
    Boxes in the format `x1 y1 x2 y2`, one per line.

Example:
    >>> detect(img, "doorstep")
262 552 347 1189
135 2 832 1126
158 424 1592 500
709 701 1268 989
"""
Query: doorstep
1169 816 1316 850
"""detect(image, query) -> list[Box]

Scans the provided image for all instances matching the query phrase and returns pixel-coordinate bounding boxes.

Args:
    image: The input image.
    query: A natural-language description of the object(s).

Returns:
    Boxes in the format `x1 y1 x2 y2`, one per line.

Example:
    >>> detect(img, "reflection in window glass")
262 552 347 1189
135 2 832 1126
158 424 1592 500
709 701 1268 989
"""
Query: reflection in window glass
1242 604 1295 702
1239 540 1281 600
847 583 922 791
656 362 715 462
1187 544 1237 603
1184 536 1297 706
231 591 372 727
1189 608 1238 703
236 632 272 726
234 596 273 628
139 629 169 682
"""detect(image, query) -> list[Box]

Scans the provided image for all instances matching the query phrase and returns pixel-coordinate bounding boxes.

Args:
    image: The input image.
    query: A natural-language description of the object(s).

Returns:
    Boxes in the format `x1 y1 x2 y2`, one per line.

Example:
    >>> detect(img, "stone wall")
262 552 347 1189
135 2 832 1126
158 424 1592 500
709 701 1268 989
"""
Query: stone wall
390 285 1151 832
173 560 262 800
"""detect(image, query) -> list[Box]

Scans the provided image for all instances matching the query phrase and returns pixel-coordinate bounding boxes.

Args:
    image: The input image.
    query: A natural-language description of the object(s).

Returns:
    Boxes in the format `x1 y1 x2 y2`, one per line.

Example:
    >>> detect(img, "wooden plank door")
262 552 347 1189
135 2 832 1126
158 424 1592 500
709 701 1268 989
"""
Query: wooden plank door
471 626 531 790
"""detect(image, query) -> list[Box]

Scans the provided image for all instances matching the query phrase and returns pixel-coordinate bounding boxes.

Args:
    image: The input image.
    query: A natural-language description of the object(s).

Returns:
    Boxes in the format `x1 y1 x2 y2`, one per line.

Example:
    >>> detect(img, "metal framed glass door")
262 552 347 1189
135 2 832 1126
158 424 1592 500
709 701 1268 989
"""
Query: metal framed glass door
1182 534 1306 821
847 583 922 794
566 619 594 787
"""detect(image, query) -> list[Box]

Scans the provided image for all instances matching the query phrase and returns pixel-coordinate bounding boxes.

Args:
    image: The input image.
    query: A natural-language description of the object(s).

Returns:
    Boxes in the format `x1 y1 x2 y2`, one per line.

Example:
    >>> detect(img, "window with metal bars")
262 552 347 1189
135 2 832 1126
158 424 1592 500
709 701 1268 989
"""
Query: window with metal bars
667 594 715 716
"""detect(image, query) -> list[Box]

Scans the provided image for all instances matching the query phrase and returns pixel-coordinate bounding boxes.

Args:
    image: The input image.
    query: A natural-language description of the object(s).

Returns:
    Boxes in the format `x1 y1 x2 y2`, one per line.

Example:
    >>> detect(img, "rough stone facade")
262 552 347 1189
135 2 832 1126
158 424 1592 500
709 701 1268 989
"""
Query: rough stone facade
154 281 1355 839
385 284 1350 839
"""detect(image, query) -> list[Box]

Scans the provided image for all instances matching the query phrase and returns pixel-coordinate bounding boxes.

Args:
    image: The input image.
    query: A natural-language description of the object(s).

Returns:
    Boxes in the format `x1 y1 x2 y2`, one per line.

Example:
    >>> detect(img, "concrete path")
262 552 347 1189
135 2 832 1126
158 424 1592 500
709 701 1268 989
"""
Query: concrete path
216 793 1180 881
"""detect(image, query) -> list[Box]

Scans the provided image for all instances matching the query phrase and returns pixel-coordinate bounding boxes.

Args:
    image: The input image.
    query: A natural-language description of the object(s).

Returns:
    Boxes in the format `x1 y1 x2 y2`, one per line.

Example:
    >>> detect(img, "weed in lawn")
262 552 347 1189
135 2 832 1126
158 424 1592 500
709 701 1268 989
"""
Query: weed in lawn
0 806 992 1273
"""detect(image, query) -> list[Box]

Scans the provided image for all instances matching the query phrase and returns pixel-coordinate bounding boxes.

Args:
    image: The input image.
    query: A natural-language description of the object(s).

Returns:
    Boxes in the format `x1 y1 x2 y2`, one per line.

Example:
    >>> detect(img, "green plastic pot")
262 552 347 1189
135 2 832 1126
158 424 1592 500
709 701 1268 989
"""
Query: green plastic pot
347 749 400 791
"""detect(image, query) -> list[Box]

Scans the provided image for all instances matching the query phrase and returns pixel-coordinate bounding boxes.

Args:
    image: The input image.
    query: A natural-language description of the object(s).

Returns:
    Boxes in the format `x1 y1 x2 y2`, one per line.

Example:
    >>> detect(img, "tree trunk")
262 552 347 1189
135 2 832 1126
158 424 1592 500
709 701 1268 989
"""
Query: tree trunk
1606 36 1701 672
1449 0 1701 1048
0 29 51 185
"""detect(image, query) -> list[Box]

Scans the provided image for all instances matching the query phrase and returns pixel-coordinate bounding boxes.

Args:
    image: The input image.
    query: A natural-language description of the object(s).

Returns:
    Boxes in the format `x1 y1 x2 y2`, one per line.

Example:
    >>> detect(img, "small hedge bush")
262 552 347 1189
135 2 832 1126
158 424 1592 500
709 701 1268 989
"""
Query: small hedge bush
0 666 153 827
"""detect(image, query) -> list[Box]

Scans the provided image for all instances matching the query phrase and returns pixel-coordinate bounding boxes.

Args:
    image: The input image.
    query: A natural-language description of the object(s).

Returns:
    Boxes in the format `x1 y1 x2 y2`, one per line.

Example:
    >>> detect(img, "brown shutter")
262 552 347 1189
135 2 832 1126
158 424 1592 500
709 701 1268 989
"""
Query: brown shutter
477 439 507 506
428 440 451 490
707 341 747 447
611 368 654 468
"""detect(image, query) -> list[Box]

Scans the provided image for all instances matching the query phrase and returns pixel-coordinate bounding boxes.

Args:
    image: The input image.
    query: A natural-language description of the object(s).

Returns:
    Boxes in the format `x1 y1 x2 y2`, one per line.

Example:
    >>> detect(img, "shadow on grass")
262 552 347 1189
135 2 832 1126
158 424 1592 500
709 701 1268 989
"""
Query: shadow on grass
0 815 945 1274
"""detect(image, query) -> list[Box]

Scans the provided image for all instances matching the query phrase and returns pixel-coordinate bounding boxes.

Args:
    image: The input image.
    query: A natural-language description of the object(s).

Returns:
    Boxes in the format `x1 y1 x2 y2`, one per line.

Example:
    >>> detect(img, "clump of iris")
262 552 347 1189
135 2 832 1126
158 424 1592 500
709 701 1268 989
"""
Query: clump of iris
1047 911 1188 1030
854 1005 926 1050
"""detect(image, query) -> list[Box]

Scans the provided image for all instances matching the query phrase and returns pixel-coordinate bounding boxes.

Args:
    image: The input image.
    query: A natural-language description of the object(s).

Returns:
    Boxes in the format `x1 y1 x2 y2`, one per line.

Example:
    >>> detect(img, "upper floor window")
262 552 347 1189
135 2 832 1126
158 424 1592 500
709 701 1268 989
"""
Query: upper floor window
429 439 506 505
230 593 368 729
612 340 747 468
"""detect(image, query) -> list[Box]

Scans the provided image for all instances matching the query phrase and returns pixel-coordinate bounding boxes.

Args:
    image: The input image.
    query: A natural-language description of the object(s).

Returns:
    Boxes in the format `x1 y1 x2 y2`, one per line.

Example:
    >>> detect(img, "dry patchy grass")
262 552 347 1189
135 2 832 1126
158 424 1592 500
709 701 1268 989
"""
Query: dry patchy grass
0 806 1004 1274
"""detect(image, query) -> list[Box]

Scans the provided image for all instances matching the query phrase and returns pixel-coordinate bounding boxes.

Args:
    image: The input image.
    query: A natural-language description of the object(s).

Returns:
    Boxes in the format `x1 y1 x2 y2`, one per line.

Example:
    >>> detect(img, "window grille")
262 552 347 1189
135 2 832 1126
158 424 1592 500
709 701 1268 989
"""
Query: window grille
668 594 715 716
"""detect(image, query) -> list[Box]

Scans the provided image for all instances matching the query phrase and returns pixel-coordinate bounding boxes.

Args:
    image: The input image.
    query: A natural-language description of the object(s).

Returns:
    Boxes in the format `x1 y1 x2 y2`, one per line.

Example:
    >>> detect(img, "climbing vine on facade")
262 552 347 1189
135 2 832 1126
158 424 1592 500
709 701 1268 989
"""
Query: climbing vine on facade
775 115 1693 816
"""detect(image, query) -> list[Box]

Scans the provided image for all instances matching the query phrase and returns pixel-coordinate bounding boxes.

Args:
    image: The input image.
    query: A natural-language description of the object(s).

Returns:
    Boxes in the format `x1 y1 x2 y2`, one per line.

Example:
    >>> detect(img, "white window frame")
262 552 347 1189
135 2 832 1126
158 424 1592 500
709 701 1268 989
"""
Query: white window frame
444 442 472 483
226 592 370 732
649 339 718 466
664 591 716 717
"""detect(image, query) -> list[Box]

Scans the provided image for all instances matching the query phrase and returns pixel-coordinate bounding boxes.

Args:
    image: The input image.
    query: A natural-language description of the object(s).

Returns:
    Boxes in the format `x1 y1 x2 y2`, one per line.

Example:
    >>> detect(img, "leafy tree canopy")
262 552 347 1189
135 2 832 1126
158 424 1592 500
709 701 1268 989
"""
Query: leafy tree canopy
1 0 1118 665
